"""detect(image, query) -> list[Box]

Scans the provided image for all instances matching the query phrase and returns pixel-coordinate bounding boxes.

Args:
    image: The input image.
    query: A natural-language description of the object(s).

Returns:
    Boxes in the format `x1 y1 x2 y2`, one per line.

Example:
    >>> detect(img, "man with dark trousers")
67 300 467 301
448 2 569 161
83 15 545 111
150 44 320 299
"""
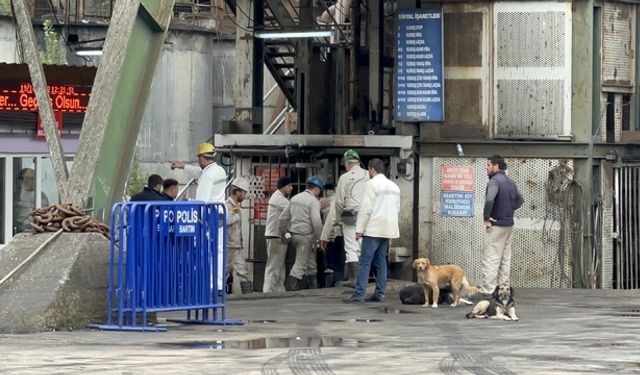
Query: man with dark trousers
344 159 400 303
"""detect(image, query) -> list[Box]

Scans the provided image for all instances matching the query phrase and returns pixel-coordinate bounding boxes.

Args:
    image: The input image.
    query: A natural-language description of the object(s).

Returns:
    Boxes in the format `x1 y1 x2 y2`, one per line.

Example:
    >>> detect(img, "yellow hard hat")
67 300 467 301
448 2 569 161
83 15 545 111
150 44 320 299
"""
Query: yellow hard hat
196 142 215 156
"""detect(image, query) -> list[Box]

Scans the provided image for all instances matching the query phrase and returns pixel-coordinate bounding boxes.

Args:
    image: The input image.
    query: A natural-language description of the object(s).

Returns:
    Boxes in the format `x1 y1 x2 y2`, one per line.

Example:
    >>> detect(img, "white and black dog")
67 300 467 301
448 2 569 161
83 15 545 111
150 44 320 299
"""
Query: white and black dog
465 284 518 321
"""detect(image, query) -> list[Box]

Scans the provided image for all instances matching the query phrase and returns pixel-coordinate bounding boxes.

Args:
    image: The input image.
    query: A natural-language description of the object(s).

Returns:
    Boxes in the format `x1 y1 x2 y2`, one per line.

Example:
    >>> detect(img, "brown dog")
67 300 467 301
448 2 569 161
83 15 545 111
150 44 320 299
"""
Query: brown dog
412 258 479 308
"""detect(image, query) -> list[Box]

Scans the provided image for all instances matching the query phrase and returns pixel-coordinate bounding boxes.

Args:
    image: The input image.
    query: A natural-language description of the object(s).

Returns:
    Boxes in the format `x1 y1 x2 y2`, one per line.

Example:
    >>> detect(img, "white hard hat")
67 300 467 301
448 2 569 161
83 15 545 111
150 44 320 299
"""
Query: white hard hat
231 177 250 192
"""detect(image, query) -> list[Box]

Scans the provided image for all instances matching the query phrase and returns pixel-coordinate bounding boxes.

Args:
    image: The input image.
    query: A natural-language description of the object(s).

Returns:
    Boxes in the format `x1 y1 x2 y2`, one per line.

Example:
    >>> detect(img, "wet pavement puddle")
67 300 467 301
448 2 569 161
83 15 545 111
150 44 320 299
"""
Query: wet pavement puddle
160 336 360 350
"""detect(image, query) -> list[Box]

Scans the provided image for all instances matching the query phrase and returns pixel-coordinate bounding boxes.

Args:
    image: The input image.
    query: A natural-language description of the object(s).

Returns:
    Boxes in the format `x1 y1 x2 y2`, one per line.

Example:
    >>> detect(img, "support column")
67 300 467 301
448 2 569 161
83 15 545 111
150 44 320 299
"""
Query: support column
66 0 175 217
571 0 594 288
252 0 264 133
296 0 314 134
12 0 69 200
368 0 382 126
235 0 253 122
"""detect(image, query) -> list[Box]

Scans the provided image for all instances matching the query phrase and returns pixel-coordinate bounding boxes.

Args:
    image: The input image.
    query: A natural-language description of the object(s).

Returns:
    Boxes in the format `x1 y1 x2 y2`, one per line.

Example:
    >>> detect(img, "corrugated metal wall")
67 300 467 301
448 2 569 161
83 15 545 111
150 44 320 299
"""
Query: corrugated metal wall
494 2 572 137
429 157 573 288
443 4 488 129
602 3 635 88
138 32 235 164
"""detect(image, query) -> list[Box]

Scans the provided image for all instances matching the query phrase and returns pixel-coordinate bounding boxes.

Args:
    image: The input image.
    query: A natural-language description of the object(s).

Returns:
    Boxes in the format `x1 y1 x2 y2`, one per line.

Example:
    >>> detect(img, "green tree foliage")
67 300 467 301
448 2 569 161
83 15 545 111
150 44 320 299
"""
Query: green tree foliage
0 0 11 14
126 155 146 198
39 19 67 65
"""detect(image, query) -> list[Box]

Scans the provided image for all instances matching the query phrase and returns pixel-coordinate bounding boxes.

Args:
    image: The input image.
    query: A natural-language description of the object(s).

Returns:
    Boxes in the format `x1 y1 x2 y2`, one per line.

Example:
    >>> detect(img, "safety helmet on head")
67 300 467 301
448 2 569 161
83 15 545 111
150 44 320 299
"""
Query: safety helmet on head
196 142 216 157
306 176 324 190
343 149 359 161
231 177 250 192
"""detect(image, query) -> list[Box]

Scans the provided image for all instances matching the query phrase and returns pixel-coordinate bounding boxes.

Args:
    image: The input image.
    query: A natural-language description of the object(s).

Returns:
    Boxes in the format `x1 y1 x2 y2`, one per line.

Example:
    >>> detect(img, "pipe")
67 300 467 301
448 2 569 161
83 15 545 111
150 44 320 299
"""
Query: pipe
0 229 64 288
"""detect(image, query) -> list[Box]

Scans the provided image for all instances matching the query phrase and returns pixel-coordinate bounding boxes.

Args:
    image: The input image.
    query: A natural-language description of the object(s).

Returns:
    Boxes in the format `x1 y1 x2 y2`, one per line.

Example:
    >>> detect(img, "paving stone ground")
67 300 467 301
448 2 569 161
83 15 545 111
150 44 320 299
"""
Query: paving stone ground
1 284 639 374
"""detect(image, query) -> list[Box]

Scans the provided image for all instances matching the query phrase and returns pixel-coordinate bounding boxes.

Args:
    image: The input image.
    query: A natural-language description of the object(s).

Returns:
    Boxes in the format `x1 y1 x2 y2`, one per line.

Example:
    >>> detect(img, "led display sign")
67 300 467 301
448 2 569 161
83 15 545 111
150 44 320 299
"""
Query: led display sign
0 83 91 112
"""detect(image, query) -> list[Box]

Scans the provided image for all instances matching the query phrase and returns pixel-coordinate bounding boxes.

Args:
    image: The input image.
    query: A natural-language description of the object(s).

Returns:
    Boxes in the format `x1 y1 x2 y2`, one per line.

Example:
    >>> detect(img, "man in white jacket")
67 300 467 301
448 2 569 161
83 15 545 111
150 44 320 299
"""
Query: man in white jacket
344 159 400 303
263 176 293 293
171 142 227 291
171 142 226 202
226 178 252 294
333 149 369 288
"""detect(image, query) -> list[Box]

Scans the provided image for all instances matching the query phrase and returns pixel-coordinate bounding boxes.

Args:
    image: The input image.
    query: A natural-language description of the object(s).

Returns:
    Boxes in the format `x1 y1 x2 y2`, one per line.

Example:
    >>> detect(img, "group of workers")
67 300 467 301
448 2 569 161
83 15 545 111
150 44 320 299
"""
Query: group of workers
134 143 524 306
144 142 402 301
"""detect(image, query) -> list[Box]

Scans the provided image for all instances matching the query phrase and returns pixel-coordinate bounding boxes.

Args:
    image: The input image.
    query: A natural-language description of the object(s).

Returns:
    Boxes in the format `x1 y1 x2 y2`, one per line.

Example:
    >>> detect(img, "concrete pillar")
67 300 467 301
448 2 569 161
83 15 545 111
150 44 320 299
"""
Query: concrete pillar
234 0 252 122
252 0 264 132
571 0 594 288
12 0 69 199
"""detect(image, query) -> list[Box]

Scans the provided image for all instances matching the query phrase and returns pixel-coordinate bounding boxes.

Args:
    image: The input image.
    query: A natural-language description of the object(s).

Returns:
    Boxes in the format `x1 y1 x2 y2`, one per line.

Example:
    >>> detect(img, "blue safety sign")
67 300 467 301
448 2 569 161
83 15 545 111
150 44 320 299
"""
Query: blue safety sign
395 8 444 122
441 191 474 217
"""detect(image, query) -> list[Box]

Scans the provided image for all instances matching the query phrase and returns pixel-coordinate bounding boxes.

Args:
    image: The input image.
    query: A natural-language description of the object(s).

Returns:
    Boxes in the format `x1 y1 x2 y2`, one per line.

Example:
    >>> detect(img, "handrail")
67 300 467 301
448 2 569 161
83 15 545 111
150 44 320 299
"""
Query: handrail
176 178 197 200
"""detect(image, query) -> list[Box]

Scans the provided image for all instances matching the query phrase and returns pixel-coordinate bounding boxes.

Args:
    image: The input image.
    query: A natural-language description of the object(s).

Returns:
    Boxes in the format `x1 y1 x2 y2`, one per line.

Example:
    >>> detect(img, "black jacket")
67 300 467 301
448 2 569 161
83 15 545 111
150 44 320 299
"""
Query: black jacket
130 187 171 202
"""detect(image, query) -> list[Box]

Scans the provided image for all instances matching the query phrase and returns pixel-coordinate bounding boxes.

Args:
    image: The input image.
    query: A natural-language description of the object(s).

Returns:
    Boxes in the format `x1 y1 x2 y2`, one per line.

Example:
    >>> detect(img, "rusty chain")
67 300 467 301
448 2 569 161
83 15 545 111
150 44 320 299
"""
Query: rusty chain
30 203 110 239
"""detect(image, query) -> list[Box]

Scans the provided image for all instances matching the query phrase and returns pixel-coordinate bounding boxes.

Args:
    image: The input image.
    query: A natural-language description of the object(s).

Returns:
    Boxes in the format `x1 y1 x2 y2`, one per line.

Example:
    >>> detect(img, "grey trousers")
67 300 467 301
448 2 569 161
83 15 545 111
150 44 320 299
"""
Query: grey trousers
480 225 513 294
289 234 316 280
342 223 361 263
263 238 288 293
226 246 250 283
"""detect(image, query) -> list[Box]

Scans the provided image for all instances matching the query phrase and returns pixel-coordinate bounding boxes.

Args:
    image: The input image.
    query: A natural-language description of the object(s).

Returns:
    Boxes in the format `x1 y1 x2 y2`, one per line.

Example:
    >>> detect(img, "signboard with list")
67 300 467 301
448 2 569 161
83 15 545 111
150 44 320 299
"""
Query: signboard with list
395 8 444 122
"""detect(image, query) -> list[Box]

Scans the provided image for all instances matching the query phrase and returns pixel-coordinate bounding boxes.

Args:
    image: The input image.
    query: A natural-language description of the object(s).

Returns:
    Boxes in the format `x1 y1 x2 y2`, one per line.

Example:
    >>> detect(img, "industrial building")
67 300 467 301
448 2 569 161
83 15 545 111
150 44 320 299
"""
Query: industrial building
1 0 640 296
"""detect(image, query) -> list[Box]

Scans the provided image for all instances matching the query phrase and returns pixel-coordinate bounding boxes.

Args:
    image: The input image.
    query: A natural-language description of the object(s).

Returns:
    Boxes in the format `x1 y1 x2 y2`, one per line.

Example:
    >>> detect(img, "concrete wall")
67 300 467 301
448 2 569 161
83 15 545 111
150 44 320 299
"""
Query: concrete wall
0 16 18 63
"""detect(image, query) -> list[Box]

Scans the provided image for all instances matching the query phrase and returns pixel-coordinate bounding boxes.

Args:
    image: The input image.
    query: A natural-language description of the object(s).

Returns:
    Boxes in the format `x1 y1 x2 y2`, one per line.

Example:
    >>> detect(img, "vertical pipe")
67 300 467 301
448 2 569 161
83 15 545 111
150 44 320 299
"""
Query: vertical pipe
625 168 630 288
631 167 639 289
348 0 360 133
614 168 620 288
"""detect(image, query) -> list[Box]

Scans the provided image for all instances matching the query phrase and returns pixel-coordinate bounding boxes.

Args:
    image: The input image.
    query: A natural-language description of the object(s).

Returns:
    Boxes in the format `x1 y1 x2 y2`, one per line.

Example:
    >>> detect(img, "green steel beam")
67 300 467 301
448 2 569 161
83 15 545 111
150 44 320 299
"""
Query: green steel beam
66 0 175 219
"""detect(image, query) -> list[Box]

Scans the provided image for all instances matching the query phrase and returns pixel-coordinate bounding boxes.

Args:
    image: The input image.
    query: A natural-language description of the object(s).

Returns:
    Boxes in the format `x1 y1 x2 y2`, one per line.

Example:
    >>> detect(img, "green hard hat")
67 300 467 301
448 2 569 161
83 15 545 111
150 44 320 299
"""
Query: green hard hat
343 149 359 161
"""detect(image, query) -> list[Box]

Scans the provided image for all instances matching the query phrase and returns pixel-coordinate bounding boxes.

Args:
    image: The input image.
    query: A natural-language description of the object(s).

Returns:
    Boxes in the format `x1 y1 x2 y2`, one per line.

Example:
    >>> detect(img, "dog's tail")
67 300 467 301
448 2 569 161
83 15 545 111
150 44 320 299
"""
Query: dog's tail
461 277 479 297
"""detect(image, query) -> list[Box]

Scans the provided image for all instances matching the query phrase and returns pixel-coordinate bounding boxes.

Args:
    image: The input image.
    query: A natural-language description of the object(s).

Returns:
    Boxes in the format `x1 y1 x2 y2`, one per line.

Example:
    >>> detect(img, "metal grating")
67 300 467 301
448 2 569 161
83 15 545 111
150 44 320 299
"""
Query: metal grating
496 79 564 136
444 79 482 126
602 3 635 87
601 163 614 288
497 11 565 68
431 157 572 288
613 164 640 289
444 12 483 67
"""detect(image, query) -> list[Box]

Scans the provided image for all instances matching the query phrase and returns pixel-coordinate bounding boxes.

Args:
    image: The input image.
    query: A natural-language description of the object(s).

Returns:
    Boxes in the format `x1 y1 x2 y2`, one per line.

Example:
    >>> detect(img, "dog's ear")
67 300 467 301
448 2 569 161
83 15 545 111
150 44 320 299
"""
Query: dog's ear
509 286 514 298
492 285 500 300
425 259 431 268
412 259 418 269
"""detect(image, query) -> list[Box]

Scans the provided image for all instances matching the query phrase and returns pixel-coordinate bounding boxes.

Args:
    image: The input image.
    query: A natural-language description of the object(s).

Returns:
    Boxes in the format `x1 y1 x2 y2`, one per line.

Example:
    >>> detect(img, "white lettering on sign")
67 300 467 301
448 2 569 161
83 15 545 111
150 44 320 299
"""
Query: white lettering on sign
160 207 200 236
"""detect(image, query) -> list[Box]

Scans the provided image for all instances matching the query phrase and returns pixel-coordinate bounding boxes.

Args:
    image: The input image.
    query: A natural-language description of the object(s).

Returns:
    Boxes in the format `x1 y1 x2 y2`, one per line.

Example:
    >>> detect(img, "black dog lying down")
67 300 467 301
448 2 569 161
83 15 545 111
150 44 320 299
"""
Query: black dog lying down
399 284 473 306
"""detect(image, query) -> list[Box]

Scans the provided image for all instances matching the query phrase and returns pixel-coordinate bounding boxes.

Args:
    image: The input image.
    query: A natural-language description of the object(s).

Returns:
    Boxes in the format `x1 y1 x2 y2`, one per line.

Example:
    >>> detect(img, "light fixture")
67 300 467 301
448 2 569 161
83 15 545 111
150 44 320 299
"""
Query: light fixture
74 48 103 56
254 30 332 39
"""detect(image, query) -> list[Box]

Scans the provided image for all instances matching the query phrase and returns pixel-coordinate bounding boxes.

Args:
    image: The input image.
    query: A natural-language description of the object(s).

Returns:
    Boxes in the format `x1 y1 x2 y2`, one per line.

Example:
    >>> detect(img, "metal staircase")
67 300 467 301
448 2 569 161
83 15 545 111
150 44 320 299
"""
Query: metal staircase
223 0 350 110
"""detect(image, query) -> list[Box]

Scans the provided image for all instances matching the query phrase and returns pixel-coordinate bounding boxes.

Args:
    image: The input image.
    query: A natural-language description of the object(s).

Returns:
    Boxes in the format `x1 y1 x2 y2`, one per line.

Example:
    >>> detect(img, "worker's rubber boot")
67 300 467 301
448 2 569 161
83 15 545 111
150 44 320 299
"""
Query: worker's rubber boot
342 262 359 288
285 275 302 291
306 274 318 289
240 281 253 294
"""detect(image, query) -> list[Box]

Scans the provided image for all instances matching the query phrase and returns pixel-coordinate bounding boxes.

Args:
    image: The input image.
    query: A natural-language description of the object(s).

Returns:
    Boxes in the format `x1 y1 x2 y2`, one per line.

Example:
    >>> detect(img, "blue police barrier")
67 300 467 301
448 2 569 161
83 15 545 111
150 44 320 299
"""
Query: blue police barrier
89 201 244 332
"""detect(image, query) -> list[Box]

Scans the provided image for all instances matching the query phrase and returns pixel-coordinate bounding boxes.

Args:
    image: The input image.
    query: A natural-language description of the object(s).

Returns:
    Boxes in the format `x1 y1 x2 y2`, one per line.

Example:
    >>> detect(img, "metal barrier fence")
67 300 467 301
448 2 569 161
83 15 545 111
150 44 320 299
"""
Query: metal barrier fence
90 201 244 332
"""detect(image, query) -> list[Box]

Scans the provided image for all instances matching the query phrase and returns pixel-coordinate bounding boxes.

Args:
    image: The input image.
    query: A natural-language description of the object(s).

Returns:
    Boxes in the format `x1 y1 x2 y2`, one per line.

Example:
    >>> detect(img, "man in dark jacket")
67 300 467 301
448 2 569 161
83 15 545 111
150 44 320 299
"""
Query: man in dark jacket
130 174 169 201
479 155 524 295
162 178 179 200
